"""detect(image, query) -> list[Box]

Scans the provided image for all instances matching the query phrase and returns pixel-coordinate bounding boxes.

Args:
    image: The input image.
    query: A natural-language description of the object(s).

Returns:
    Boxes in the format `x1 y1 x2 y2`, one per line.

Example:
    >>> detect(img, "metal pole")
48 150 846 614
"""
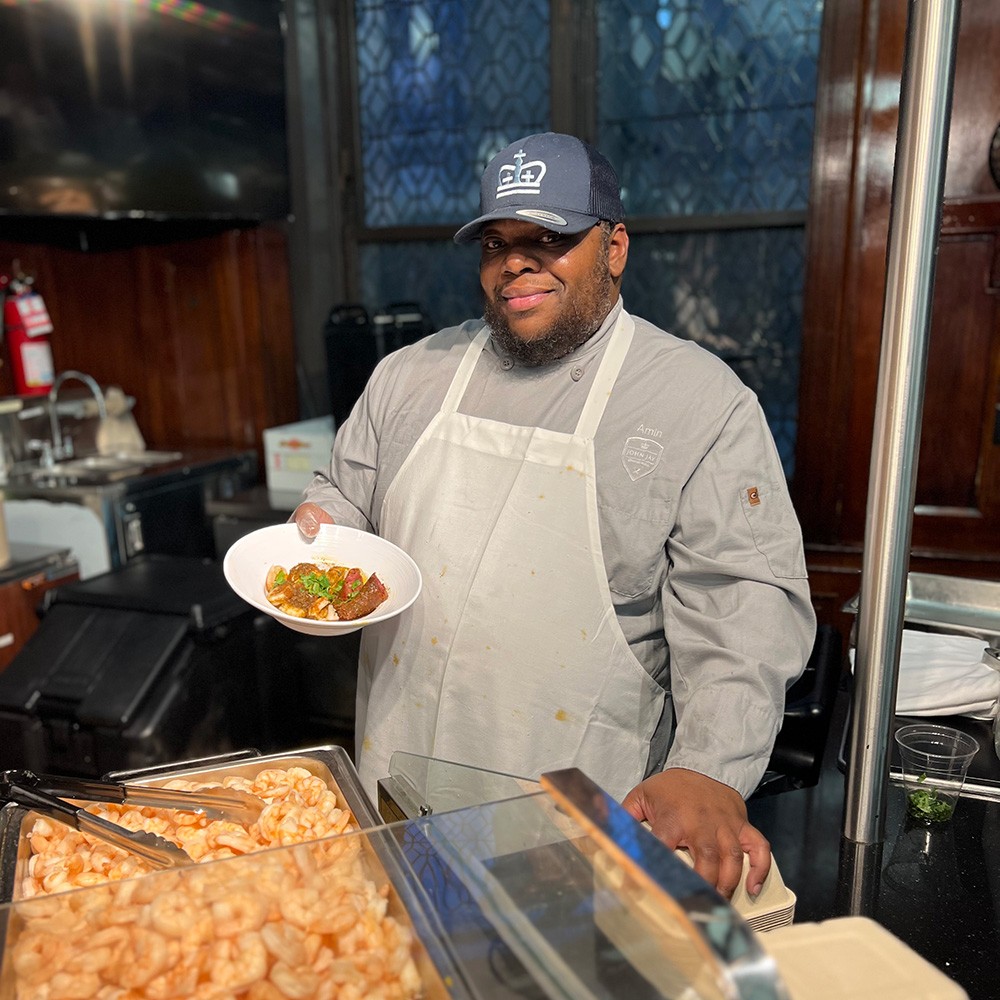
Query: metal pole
844 0 961 845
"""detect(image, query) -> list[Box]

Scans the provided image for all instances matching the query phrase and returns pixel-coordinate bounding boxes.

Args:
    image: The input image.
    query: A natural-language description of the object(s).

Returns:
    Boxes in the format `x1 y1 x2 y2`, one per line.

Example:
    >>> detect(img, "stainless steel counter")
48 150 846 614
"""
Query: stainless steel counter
2 448 257 574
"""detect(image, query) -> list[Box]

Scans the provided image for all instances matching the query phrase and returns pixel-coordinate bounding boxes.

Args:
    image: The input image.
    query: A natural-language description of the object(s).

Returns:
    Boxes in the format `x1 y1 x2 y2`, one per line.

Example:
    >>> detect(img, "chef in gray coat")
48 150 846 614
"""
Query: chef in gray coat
295 132 816 899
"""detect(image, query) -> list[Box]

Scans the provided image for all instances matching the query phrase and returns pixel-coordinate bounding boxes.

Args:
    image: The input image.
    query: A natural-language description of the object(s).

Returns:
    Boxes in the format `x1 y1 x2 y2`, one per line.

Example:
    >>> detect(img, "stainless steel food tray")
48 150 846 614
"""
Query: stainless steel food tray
0 743 378 903
844 571 1000 643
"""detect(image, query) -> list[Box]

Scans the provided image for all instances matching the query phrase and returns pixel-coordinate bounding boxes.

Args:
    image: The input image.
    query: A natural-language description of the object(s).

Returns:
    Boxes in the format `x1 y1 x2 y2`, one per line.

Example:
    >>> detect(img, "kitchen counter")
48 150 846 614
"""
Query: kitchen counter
2 448 258 574
748 692 999 1000
0 541 76 586
2 447 257 500
0 541 79 671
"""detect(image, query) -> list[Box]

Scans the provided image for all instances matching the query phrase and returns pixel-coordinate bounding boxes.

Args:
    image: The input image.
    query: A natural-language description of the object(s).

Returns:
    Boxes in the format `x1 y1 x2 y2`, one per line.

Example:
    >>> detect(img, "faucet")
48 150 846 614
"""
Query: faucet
48 370 108 461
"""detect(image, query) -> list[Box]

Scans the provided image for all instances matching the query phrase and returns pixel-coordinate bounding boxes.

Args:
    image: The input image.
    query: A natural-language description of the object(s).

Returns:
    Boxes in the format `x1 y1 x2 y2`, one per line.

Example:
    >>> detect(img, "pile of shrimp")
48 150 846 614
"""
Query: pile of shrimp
21 767 356 899
6 830 424 999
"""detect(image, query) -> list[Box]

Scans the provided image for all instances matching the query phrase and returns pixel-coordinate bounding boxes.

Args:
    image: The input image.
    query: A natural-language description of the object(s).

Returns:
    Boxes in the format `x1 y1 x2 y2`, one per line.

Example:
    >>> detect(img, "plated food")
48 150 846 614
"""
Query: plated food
223 523 422 636
265 560 388 622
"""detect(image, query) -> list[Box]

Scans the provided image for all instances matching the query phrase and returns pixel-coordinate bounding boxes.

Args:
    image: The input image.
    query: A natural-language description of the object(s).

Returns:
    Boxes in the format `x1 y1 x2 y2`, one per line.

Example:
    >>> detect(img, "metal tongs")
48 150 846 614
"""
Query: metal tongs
1 769 264 870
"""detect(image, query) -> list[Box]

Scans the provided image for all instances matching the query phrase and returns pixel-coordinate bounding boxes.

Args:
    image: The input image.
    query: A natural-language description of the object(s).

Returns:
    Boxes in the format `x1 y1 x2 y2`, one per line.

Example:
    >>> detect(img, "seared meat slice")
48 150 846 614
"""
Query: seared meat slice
332 573 388 620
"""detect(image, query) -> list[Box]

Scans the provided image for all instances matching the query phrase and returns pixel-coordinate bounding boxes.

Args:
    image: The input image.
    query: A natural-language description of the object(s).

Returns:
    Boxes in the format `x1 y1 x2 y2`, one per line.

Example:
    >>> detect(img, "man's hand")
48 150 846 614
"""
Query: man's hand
621 768 770 900
293 502 335 538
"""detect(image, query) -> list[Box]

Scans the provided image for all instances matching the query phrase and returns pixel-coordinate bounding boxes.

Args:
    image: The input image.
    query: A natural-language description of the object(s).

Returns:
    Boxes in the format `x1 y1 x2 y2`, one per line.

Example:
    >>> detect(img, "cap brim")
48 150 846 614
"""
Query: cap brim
453 206 601 245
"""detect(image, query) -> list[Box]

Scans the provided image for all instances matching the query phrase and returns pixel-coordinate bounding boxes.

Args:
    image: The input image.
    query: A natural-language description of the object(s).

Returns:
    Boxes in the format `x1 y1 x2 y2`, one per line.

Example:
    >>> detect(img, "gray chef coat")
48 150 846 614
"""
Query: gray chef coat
303 299 816 797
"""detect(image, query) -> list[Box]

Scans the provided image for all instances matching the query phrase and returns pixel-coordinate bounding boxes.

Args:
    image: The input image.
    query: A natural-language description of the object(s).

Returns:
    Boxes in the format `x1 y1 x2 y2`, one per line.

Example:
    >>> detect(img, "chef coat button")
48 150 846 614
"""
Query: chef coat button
501 357 514 371
571 365 584 381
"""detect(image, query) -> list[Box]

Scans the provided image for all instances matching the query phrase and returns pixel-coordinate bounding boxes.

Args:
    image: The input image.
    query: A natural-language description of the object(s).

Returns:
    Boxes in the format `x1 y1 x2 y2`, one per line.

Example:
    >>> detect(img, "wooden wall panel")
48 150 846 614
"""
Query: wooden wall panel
796 0 1000 572
915 235 997 510
0 224 298 471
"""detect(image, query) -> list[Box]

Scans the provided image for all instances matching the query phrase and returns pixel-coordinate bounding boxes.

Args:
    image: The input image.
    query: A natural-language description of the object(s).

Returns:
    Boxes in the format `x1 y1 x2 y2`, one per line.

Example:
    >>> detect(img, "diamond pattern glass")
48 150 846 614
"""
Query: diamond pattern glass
596 0 823 216
360 230 804 475
355 0 550 227
625 228 807 475
350 0 823 475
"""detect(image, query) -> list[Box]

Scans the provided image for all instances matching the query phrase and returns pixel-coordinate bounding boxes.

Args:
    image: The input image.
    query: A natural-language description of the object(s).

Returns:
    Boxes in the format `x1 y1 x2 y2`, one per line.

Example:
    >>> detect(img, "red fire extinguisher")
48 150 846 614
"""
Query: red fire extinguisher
1 269 55 397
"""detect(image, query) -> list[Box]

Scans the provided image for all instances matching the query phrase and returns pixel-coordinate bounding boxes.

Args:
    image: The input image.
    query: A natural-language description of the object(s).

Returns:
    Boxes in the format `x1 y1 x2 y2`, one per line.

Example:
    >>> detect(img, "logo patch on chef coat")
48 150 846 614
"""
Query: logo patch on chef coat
622 436 663 481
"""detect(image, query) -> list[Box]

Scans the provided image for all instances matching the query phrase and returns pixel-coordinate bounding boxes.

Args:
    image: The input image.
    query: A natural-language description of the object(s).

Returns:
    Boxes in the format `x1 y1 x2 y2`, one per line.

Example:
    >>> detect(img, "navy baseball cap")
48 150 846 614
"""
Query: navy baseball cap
454 132 624 245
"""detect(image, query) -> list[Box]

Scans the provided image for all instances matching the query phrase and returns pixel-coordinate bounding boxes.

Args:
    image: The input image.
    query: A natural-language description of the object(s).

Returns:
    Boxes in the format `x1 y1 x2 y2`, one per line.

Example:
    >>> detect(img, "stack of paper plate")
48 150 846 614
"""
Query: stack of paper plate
673 847 797 932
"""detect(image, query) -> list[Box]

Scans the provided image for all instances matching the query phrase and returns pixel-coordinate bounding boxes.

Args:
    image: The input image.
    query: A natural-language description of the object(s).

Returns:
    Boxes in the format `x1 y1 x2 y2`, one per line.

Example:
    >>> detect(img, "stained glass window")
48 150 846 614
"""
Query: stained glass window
597 0 822 216
350 0 825 475
354 0 550 228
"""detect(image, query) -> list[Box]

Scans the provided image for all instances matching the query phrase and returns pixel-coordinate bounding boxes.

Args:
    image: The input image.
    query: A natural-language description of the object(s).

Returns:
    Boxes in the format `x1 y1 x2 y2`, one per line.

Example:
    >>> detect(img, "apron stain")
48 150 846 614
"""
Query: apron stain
555 709 569 722
430 637 438 645
392 653 399 665
440 565 447 577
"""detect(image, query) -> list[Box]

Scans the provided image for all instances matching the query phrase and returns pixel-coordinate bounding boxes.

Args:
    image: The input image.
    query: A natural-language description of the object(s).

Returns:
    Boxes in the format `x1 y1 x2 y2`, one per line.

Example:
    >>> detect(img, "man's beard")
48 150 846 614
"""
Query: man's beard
484 252 616 367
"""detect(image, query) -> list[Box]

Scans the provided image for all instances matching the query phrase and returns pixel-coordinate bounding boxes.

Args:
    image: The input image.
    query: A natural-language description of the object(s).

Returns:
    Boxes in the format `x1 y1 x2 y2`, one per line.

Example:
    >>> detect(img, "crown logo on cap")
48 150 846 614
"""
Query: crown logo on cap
496 150 546 199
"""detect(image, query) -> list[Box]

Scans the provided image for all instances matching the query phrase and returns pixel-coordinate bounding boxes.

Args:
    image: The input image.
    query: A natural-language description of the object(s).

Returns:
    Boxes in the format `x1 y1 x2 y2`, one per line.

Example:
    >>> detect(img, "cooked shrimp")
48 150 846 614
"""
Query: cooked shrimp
269 959 320 999
211 892 268 937
207 931 269 992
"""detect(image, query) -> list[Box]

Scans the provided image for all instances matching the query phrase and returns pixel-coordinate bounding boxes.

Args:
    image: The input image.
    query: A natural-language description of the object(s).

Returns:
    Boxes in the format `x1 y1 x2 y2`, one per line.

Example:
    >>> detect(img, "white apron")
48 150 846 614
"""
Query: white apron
357 310 665 803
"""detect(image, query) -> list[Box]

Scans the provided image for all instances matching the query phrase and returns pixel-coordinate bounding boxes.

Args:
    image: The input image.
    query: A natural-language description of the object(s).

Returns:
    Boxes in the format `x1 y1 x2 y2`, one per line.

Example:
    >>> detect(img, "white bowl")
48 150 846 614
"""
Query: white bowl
223 523 422 636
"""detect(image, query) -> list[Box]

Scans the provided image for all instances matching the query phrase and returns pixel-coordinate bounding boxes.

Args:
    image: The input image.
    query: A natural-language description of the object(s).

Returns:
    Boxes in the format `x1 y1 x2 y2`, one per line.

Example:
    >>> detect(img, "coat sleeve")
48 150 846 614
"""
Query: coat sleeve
661 388 816 798
299 359 392 533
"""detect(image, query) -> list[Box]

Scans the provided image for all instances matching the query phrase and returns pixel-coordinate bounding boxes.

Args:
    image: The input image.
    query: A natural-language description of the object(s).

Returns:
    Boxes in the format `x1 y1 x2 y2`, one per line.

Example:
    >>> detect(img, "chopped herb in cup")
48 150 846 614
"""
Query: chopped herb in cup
907 773 954 823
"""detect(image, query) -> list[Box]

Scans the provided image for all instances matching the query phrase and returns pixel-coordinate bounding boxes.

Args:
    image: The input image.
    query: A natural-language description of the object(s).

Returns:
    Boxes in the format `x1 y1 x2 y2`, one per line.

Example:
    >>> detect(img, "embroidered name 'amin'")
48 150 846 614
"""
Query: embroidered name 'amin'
635 424 662 438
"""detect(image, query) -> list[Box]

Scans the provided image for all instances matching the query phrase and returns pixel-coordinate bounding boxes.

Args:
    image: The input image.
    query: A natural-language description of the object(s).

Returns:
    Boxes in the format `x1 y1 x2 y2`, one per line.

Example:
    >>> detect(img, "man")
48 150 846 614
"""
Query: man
294 132 816 898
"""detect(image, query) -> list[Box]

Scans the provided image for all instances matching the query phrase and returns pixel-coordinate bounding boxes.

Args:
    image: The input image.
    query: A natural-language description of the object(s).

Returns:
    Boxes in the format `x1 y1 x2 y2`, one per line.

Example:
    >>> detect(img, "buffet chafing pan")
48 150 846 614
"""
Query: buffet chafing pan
0 743 380 903
0 744 465 999
0 760 792 1000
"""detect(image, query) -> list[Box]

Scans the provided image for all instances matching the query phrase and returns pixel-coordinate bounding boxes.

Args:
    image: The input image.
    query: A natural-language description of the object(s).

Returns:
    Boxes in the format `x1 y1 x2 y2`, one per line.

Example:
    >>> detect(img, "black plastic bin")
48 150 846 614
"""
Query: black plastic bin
0 554 261 778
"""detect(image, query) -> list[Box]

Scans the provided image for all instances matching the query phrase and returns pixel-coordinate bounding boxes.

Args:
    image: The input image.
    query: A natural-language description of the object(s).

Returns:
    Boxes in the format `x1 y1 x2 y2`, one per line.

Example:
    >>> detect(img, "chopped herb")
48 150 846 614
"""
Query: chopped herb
907 774 954 822
300 571 333 599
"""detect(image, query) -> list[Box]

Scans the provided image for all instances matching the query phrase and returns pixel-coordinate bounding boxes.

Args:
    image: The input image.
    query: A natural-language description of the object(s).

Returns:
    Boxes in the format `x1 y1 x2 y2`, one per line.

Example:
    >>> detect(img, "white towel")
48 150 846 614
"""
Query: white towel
851 629 999 718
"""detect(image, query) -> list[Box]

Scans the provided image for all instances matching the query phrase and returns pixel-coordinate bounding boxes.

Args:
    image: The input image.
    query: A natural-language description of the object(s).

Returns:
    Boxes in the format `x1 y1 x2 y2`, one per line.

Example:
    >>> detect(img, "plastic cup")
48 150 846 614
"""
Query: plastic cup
894 723 979 824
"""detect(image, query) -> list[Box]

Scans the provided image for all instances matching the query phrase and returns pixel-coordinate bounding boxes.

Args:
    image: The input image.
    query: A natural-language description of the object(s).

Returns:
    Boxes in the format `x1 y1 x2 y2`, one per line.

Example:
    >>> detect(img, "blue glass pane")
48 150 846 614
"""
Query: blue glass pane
596 0 823 216
624 227 806 475
355 0 550 227
359 241 482 328
359 228 802 476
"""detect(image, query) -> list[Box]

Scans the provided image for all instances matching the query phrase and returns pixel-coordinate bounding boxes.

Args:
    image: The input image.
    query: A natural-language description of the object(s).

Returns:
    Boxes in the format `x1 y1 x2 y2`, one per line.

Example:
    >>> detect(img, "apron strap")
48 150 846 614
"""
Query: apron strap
574 309 635 438
440 326 490 415
441 312 633 434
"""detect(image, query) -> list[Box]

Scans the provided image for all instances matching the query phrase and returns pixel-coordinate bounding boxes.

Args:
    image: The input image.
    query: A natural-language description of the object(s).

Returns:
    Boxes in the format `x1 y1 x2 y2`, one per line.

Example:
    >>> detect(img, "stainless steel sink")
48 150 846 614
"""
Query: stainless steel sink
28 451 183 483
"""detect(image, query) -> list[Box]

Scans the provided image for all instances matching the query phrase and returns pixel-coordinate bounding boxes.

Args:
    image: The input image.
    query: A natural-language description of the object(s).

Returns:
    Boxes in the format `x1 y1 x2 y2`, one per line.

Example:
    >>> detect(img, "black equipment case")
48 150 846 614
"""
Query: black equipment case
0 555 261 777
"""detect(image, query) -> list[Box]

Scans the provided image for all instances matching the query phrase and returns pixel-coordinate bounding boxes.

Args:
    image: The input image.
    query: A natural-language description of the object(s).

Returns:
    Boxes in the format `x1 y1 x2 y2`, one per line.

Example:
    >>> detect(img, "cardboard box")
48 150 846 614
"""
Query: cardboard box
263 416 335 493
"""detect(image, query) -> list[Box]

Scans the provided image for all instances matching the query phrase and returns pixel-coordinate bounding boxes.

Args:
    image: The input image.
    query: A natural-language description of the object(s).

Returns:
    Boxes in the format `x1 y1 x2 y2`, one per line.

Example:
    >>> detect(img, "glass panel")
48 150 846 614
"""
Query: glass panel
596 0 823 217
359 229 802 477
352 0 822 476
355 0 551 228
359 240 483 327
0 781 783 999
625 227 806 476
